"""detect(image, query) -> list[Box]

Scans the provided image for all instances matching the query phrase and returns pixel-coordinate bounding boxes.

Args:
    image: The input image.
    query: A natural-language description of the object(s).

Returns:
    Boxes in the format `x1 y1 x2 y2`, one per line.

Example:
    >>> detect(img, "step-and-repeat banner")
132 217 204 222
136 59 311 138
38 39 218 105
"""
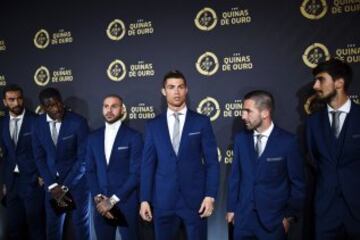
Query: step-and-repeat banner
0 1 359 239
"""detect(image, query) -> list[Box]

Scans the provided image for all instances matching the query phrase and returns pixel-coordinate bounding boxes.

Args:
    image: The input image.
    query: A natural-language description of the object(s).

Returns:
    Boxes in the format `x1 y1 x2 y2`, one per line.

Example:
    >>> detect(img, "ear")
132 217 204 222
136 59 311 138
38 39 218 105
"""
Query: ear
261 109 269 119
335 78 344 90
161 88 166 97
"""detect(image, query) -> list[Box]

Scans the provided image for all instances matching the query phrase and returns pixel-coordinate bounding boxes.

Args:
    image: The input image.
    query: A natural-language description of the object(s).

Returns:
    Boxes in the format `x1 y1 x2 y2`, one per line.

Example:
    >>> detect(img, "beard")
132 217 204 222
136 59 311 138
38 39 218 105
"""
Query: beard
9 106 24 116
104 114 122 124
316 89 337 104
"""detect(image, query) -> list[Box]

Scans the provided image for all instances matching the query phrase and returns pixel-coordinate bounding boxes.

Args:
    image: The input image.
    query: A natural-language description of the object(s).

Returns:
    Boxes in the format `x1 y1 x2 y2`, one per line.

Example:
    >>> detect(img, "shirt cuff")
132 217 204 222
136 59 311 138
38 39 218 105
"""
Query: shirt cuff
48 183 58 191
110 194 120 204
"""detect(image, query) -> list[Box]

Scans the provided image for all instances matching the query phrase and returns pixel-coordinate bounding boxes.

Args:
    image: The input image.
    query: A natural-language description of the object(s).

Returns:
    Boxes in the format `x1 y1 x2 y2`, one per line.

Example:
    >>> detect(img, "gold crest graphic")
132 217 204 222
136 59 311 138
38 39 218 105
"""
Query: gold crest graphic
107 19 126 41
34 66 50 86
196 52 219 76
195 7 218 31
197 97 221 121
107 59 127 81
34 29 50 49
300 0 327 20
303 43 330 68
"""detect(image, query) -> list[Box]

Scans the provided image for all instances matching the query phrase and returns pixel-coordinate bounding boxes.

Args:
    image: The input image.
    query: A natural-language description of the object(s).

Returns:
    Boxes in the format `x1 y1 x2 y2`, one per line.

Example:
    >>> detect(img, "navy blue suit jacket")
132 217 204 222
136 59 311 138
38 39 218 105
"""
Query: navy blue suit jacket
86 123 143 204
140 109 219 210
228 126 305 231
32 111 89 191
306 101 360 219
0 110 40 193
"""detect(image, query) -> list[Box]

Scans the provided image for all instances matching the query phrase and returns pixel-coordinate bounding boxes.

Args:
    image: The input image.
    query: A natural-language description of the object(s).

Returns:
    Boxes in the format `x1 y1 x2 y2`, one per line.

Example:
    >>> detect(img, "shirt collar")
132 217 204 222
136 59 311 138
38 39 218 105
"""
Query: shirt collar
10 109 25 120
46 114 58 123
167 106 187 118
105 119 122 130
327 98 351 114
254 121 274 138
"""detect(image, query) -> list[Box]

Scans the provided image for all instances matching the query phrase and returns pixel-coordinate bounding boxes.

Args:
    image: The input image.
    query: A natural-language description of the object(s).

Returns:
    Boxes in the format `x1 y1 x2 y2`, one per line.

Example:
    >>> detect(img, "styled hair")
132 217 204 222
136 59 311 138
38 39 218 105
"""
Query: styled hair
2 84 23 99
243 90 275 114
313 58 353 91
38 87 62 105
162 70 187 88
103 94 123 104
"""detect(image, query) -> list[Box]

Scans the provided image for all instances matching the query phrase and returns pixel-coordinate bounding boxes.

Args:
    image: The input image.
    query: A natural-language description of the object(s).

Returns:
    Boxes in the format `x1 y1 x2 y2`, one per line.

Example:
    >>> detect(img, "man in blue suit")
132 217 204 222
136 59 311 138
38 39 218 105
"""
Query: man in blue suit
306 59 360 239
227 90 305 240
32 87 90 240
0 84 46 240
86 94 143 240
139 70 220 240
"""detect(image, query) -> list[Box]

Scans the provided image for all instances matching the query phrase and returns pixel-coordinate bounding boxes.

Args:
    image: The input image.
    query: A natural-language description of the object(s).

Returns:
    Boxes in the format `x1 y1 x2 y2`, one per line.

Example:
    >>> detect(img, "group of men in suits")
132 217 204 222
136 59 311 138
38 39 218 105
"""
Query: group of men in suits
0 58 359 240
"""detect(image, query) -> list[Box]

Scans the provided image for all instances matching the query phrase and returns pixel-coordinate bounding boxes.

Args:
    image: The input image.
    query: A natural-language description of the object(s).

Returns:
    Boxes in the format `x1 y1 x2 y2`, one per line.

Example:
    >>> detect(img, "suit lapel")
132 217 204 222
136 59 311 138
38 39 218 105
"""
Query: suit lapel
177 110 192 158
320 109 337 162
246 132 257 175
3 114 16 155
108 124 126 168
160 112 174 155
96 127 108 171
16 111 29 150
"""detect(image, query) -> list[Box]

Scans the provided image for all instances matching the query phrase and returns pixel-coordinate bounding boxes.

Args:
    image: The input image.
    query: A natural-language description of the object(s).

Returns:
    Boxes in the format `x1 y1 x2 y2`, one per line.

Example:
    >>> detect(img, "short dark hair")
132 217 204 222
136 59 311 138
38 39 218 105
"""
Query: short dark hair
313 58 353 91
103 94 123 104
2 84 23 99
243 90 275 114
162 70 187 88
38 87 62 105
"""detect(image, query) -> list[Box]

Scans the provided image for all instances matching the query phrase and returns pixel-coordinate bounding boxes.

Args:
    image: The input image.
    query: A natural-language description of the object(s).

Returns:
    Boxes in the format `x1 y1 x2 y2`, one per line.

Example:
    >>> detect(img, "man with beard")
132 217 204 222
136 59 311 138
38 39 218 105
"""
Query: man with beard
0 84 46 240
86 95 143 240
306 59 360 239
226 90 305 240
32 87 90 240
139 70 219 240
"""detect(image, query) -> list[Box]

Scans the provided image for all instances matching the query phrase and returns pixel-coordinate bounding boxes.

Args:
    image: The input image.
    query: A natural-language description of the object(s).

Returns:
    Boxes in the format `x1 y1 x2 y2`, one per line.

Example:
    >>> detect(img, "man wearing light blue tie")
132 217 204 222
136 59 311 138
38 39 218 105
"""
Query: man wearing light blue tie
139 70 220 240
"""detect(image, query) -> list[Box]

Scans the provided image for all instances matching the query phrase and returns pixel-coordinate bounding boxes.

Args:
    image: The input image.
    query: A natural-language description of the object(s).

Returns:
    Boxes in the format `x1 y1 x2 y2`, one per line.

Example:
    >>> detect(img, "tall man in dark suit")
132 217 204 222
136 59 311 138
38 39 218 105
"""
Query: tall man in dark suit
0 84 46 240
32 87 90 240
306 59 360 239
139 70 220 240
86 95 143 240
226 90 305 240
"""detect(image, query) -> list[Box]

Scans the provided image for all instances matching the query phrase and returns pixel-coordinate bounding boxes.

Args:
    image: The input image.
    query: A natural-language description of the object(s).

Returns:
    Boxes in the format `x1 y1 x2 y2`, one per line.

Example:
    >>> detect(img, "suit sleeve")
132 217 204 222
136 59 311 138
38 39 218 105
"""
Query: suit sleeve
201 117 220 199
63 117 89 189
85 137 102 198
140 122 157 203
116 132 143 202
285 137 305 218
32 119 56 189
227 136 241 212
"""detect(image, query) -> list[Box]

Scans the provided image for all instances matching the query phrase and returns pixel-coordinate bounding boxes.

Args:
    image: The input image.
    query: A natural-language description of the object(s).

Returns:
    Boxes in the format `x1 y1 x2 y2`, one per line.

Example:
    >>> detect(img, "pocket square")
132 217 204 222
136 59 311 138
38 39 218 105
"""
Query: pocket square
22 132 32 136
188 132 201 136
62 135 74 141
352 134 360 139
266 157 284 162
117 146 129 150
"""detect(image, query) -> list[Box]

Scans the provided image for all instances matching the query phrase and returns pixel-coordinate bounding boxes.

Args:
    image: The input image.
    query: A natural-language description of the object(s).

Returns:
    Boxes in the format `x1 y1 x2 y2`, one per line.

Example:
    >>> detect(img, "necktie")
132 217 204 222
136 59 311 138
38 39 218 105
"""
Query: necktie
51 121 58 145
12 118 19 146
255 134 264 157
172 112 181 154
331 111 342 138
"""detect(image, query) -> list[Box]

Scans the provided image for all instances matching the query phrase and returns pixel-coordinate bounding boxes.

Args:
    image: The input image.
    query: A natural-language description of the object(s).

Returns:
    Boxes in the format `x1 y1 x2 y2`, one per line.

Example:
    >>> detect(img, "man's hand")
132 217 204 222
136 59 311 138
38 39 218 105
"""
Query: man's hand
139 201 152 222
282 218 290 233
198 196 215 218
96 196 115 216
50 185 66 202
226 212 235 224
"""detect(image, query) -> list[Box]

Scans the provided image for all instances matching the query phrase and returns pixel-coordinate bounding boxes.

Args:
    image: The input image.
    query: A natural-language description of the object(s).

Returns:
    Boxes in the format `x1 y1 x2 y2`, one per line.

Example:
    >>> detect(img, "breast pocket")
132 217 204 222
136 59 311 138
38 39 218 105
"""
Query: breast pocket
264 157 286 177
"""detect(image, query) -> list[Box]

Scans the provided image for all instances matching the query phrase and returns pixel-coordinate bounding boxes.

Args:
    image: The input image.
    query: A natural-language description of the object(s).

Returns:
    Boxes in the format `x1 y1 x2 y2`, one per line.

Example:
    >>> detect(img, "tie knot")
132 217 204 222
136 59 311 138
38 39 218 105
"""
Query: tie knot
173 112 182 119
255 134 264 141
331 110 342 117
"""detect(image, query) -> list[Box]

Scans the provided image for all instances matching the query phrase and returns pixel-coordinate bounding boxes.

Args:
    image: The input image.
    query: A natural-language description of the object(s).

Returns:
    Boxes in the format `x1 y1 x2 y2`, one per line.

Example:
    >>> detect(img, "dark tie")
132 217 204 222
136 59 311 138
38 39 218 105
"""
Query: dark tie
255 134 264 157
331 111 342 138
51 121 58 145
172 112 181 154
12 118 19 146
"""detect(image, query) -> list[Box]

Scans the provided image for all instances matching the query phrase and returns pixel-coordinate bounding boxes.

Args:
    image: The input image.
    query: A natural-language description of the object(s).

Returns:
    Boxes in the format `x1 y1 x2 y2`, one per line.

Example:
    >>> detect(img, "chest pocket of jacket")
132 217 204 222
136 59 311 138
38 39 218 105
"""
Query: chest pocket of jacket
264 157 285 177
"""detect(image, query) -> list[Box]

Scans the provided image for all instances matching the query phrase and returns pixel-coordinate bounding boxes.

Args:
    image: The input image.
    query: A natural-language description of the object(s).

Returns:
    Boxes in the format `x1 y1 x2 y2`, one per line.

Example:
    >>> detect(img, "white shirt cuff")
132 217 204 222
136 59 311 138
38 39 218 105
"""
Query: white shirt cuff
48 183 58 191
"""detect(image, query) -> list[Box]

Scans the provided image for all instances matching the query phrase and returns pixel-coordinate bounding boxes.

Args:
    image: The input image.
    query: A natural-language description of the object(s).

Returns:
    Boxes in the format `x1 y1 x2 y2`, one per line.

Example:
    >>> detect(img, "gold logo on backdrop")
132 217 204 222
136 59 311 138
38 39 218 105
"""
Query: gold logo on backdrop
217 147 222 162
303 43 330 68
34 66 50 86
107 19 126 41
300 0 327 20
107 59 127 81
120 103 128 121
34 29 50 49
195 7 218 31
0 74 6 86
197 97 221 121
196 52 219 76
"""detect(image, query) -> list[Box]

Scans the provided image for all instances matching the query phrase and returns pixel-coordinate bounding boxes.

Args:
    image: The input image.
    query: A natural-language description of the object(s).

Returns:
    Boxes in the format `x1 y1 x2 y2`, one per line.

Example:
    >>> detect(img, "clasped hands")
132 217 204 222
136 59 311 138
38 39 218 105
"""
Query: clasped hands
94 194 116 219
50 185 72 207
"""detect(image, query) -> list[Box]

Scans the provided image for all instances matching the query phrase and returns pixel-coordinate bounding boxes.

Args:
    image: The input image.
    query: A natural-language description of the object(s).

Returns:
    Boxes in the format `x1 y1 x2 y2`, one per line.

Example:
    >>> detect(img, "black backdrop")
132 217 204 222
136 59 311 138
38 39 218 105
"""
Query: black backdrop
0 1 359 239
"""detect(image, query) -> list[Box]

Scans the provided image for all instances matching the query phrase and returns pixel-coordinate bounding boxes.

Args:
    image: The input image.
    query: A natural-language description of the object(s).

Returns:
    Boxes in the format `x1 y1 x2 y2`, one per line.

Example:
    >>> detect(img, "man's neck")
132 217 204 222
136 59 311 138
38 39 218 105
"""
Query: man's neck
328 92 348 110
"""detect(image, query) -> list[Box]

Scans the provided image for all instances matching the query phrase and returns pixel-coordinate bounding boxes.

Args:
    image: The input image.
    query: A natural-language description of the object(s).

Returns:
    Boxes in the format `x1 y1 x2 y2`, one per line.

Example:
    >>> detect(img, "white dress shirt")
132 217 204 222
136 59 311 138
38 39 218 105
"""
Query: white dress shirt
253 122 274 156
9 109 25 173
47 114 62 190
104 119 121 165
327 98 351 133
167 106 187 142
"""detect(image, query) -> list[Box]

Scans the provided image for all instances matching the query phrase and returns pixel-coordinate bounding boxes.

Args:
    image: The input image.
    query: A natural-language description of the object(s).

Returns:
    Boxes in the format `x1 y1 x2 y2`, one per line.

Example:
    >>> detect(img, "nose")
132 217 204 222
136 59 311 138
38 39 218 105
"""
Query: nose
313 80 320 90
